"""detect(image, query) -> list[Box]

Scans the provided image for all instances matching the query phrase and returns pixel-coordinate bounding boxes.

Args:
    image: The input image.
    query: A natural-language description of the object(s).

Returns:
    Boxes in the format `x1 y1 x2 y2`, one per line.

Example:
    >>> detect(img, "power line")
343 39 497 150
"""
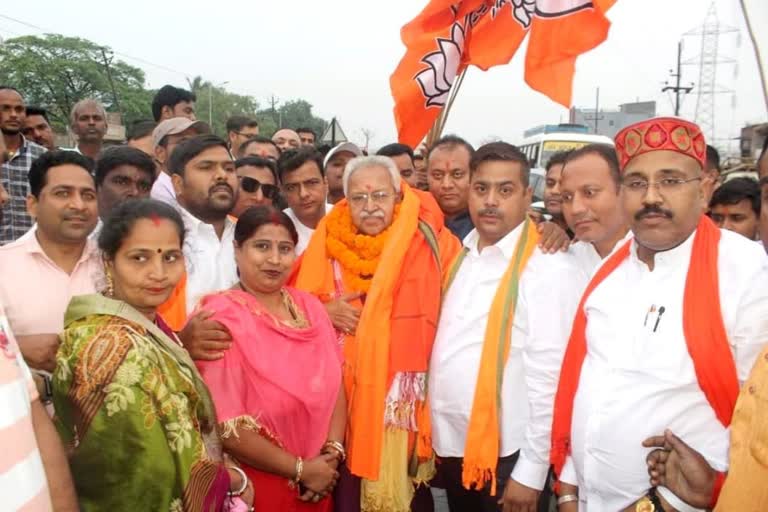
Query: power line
0 13 194 79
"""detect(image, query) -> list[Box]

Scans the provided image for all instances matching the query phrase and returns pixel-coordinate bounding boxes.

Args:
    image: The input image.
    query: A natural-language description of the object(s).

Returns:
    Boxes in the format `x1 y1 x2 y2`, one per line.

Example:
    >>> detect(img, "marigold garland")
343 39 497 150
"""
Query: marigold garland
325 204 401 293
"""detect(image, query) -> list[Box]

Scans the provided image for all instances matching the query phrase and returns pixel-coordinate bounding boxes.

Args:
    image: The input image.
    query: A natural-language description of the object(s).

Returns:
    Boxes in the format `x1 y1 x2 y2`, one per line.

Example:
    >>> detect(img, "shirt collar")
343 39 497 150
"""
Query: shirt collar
24 231 100 265
463 221 524 259
177 205 235 234
630 228 695 270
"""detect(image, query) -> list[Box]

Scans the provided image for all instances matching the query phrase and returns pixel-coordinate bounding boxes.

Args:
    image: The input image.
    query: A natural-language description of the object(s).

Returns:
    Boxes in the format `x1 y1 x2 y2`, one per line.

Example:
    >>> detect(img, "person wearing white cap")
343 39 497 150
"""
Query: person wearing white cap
150 117 209 207
325 142 363 204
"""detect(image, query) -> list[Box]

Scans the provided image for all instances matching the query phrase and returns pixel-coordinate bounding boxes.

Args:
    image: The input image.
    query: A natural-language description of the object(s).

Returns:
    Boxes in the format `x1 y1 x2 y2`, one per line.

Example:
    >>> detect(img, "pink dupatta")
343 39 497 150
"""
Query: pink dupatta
196 288 342 457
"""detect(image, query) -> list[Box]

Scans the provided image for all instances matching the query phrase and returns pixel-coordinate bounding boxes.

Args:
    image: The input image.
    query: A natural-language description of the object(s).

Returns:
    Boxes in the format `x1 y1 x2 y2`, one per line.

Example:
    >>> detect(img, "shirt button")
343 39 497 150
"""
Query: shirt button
749 385 756 394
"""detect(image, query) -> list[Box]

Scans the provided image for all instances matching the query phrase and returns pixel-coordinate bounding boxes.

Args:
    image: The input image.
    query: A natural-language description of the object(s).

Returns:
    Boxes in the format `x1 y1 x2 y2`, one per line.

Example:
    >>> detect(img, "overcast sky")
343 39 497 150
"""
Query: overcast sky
0 0 765 153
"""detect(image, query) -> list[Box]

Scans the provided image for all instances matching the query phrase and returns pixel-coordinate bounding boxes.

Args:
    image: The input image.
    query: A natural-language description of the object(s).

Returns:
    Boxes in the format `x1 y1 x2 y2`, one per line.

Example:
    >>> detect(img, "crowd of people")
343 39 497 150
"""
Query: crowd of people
0 81 767 512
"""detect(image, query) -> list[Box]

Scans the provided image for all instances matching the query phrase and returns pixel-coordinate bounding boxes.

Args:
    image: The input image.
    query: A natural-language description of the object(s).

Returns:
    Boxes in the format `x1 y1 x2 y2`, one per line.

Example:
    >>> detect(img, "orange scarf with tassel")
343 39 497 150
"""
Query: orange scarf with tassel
550 215 739 477
443 219 540 495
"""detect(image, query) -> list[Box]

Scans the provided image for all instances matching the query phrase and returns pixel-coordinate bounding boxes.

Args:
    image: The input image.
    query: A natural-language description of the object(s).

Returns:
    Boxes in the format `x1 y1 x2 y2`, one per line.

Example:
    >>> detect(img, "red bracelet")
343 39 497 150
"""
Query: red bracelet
709 471 726 509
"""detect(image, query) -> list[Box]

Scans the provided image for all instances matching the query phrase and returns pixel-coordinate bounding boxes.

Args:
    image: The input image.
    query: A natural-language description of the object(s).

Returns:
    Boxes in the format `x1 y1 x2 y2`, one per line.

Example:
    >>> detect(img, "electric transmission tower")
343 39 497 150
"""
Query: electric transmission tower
683 1 738 143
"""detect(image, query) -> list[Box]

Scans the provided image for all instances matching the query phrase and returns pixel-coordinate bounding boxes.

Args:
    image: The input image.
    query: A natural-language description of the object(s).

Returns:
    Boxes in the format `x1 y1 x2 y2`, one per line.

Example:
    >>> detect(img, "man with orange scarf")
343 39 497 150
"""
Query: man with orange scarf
429 142 585 512
550 117 768 512
292 155 461 512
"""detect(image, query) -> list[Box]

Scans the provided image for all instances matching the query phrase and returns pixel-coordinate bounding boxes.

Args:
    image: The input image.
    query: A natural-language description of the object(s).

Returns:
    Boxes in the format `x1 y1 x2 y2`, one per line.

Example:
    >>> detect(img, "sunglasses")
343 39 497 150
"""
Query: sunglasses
240 176 279 200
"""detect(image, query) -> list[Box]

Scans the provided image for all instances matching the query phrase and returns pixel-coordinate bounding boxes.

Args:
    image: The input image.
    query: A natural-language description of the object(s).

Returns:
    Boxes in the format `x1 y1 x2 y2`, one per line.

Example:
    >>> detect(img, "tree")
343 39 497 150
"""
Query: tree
186 76 260 137
256 99 329 138
0 34 152 130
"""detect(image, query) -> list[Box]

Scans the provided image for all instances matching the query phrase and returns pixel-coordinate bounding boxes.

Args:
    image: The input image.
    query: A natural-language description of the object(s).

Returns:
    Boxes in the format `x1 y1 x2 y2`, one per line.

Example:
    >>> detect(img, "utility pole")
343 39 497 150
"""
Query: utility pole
662 41 694 116
99 48 121 114
583 87 604 135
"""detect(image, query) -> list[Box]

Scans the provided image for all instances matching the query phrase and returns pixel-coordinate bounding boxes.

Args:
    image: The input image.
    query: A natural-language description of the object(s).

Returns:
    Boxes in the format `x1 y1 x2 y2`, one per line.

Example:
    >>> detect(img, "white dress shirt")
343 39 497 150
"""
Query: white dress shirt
178 207 238 313
283 203 333 256
562 228 768 511
430 224 586 490
569 231 633 280
151 171 178 207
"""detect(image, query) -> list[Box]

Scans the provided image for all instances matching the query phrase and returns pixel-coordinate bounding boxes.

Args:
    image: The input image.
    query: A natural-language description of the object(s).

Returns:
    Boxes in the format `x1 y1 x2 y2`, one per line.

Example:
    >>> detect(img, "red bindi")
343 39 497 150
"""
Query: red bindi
269 210 282 225
149 213 162 227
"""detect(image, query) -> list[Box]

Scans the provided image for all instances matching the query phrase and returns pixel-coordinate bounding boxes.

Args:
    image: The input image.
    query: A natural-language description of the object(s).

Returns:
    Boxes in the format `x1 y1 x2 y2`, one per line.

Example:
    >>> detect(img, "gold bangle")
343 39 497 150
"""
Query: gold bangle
323 440 346 462
290 456 304 488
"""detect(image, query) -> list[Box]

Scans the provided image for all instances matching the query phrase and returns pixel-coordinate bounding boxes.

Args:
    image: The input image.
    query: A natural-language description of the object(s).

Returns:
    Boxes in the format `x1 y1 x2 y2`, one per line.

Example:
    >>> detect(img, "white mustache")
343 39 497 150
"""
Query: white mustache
360 211 386 219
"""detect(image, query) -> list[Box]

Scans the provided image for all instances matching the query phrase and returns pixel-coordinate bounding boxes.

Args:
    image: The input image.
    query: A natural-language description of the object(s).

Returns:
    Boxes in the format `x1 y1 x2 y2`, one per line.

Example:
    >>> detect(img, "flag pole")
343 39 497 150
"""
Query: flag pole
425 67 468 148
739 0 768 114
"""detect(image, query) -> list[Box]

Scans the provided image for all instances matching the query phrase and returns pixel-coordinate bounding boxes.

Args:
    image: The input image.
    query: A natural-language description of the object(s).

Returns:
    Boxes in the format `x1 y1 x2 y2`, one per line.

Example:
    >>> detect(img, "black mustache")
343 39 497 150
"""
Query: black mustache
209 184 234 195
478 208 501 217
635 205 673 221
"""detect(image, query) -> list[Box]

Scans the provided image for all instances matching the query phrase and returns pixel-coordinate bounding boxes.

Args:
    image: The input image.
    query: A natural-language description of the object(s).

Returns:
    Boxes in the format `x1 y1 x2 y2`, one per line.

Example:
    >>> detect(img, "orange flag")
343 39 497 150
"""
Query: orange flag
391 0 616 148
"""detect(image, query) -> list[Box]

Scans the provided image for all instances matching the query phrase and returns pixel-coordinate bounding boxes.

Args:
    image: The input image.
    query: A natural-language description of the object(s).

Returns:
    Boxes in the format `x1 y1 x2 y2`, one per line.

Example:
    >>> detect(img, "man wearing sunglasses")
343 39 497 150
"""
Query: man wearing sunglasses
231 156 280 217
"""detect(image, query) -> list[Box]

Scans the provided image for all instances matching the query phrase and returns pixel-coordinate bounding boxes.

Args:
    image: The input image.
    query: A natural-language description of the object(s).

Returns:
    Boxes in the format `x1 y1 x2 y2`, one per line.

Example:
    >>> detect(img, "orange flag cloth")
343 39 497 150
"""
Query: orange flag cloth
391 0 616 148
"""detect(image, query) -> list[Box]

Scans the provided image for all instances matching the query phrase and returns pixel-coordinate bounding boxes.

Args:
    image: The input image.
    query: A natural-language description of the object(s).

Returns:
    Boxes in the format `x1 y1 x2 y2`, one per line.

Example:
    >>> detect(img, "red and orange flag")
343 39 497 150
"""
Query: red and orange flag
391 0 616 148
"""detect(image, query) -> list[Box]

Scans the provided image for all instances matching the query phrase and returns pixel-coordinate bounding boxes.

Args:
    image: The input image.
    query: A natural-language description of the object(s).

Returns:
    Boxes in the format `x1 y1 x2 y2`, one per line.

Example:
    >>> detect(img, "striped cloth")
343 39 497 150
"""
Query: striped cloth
0 137 46 245
0 310 52 511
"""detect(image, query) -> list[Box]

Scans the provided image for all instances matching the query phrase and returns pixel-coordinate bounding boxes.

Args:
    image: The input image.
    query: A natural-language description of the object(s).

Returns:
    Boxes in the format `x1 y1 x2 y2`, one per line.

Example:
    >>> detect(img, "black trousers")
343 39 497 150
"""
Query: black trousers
434 452 553 512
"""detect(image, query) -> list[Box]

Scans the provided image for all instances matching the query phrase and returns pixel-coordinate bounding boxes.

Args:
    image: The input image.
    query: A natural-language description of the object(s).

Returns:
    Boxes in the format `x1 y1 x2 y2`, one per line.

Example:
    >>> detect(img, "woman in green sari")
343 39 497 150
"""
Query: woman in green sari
53 199 254 512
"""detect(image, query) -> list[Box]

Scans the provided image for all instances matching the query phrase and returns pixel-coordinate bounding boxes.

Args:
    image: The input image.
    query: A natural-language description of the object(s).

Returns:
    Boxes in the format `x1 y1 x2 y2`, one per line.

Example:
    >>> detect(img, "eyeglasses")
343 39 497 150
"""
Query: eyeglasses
622 176 702 194
240 176 279 200
347 190 395 208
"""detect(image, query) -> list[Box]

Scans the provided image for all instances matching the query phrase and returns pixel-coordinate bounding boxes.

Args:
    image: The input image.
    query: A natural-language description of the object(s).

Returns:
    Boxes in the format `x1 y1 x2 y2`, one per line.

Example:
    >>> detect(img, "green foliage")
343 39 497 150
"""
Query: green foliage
0 34 152 130
186 76 260 136
256 99 329 139
0 34 329 140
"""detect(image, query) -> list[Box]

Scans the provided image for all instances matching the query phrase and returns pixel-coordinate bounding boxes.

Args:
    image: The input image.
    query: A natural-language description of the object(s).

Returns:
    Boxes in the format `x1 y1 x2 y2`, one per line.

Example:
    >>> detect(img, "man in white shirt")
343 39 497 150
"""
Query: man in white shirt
325 142 363 204
278 146 333 255
150 117 209 207
169 134 239 311
429 142 585 511
551 117 768 512
559 144 630 277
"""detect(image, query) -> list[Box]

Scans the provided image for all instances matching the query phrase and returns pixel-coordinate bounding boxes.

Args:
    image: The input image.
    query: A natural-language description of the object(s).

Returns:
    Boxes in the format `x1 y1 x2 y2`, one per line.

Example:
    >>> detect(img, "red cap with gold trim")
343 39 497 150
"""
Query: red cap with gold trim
614 117 706 171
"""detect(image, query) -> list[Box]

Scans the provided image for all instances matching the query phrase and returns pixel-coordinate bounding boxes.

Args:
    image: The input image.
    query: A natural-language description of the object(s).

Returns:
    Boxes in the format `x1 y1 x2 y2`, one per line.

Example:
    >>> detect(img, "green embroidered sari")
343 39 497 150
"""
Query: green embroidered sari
53 294 228 512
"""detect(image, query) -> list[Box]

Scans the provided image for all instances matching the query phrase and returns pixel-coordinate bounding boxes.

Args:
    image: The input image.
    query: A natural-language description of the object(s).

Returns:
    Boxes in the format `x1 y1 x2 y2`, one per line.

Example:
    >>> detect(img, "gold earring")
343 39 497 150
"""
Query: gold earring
105 270 114 297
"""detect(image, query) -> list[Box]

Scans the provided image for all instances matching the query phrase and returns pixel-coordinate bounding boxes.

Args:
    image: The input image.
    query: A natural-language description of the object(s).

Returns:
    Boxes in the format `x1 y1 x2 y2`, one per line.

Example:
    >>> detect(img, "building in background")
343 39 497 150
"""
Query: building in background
569 101 656 138
740 123 767 160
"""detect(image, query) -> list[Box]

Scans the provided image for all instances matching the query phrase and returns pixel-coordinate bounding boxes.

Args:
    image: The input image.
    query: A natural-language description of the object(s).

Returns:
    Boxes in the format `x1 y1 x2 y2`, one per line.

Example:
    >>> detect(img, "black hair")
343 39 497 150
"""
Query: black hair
234 205 299 246
98 198 185 259
470 142 530 186
127 120 156 141
276 146 324 182
295 127 316 138
377 143 414 162
28 150 94 198
25 106 49 123
706 144 721 173
428 134 475 160
316 144 332 157
168 134 229 176
235 156 279 184
238 135 280 158
709 177 760 216
562 144 621 187
226 115 258 133
545 150 572 173
151 85 196 122
95 146 156 187
413 153 425 161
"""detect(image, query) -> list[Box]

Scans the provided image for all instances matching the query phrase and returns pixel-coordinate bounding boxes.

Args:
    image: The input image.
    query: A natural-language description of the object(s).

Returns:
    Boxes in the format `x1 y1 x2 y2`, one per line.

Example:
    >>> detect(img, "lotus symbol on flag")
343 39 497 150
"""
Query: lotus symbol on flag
414 22 465 107
511 0 536 27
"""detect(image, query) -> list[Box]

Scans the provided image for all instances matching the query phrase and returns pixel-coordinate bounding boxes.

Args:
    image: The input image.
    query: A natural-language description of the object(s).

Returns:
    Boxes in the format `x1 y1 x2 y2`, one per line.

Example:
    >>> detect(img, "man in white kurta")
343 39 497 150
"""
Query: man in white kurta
429 142 586 512
552 117 768 512
558 144 631 278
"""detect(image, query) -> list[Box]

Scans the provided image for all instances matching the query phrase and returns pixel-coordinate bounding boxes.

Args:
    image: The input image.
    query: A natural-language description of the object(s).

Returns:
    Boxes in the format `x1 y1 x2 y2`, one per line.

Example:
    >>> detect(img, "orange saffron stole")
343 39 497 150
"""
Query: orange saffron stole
293 185 460 481
550 216 740 478
447 219 540 495
157 272 188 332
